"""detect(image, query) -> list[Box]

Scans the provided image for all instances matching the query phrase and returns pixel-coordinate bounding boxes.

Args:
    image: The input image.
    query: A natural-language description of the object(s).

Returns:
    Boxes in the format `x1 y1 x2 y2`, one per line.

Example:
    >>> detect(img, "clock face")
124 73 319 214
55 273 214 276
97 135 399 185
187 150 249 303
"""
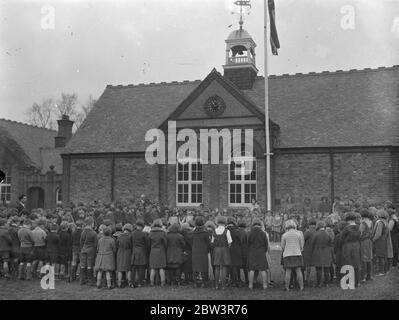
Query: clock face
204 95 226 117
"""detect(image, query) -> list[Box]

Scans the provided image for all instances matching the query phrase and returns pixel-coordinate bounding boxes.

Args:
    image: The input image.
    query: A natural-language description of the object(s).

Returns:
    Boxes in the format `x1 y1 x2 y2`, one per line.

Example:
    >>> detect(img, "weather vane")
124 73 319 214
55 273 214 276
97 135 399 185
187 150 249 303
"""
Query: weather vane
233 0 251 29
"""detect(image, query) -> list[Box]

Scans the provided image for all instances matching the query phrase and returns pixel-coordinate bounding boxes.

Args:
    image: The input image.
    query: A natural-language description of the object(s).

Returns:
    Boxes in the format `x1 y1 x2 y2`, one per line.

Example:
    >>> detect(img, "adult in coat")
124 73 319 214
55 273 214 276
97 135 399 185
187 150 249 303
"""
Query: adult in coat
149 219 167 286
95 227 116 289
339 212 361 287
131 219 149 287
247 219 269 290
227 217 243 287
302 219 317 285
116 224 133 288
310 221 333 287
191 216 211 287
166 223 185 285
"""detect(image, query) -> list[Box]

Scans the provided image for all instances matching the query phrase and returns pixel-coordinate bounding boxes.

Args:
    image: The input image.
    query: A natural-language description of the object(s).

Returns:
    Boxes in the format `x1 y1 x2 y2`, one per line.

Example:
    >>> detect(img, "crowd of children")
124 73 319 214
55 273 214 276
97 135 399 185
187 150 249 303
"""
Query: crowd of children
0 195 398 292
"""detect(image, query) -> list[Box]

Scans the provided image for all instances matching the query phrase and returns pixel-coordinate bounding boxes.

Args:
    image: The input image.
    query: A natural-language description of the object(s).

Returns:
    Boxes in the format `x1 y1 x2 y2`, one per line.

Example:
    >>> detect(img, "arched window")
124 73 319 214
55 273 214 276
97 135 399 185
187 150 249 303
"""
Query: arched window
0 171 11 203
228 146 256 206
56 188 62 205
176 159 202 206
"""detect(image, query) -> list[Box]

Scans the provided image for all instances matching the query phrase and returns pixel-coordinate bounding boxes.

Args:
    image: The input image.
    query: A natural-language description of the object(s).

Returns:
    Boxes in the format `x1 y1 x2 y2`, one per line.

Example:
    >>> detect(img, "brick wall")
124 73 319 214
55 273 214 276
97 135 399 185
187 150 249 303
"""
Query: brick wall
333 152 394 205
274 150 398 210
114 157 159 201
223 67 257 90
274 153 331 209
69 158 112 204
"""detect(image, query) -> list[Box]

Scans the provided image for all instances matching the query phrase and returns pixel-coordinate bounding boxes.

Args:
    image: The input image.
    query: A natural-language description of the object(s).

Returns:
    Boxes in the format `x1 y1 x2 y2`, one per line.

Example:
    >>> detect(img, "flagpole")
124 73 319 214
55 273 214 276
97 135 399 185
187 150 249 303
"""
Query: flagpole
264 0 272 211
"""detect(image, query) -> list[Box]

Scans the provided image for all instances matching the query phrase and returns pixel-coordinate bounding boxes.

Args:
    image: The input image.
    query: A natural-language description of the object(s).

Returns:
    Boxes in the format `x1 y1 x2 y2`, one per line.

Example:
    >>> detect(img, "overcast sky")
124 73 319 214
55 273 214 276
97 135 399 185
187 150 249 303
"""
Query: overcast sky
1 0 398 123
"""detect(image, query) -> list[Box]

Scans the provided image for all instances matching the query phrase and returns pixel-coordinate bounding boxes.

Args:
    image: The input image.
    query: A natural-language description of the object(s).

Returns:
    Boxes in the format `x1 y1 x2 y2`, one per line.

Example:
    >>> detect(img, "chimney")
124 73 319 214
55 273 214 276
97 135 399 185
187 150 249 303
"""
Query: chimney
55 114 74 148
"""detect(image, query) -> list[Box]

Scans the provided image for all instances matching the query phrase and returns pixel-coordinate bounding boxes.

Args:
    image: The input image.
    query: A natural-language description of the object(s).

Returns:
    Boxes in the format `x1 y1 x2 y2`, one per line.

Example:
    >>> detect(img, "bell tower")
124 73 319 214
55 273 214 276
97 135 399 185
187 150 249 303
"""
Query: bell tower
223 0 258 90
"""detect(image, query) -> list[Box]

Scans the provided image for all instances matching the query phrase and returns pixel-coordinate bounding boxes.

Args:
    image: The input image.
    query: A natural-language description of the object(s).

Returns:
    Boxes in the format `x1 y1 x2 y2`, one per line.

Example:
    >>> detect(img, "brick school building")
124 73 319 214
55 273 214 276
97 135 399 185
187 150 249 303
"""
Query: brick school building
60 27 399 211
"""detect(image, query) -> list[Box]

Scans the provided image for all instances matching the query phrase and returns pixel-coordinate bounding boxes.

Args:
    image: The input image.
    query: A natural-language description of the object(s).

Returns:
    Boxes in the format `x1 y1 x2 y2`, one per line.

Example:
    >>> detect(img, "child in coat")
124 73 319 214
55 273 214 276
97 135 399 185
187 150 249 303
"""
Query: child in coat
149 219 167 286
95 227 116 289
166 223 185 285
58 221 72 280
131 219 149 288
31 218 47 279
45 223 60 278
247 219 269 290
191 216 211 288
70 219 83 282
116 224 133 288
0 218 12 278
17 219 34 280
80 217 98 286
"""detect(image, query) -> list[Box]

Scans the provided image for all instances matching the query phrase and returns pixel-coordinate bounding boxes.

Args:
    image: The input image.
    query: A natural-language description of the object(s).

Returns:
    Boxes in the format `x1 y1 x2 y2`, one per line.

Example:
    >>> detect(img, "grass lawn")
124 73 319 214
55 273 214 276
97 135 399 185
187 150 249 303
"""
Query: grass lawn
1 248 398 300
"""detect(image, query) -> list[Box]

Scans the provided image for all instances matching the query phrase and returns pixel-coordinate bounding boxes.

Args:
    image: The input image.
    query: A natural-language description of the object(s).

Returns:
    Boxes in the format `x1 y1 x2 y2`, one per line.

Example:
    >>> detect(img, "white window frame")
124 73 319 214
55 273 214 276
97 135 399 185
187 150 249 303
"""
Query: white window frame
56 188 62 205
176 158 203 207
228 152 257 207
0 172 11 204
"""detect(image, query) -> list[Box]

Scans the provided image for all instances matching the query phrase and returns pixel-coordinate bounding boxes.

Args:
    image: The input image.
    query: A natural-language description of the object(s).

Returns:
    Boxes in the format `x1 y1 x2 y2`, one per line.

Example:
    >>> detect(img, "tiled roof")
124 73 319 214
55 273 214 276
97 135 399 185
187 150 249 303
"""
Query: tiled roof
65 65 399 154
244 65 399 148
64 80 201 153
0 119 59 170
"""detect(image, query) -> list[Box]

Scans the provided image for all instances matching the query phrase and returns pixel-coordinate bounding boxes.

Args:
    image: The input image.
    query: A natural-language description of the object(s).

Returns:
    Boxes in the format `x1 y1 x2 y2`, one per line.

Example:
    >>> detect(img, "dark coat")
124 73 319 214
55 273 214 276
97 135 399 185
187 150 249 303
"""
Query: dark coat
373 220 388 258
46 232 60 253
80 227 98 254
131 230 149 266
303 226 316 267
339 224 361 268
58 230 72 257
8 226 20 254
191 226 211 273
95 236 116 271
116 232 132 272
228 225 243 267
181 230 193 273
360 220 373 262
71 228 83 252
237 227 248 267
311 229 333 267
149 228 167 269
247 227 268 271
0 226 12 251
166 232 185 266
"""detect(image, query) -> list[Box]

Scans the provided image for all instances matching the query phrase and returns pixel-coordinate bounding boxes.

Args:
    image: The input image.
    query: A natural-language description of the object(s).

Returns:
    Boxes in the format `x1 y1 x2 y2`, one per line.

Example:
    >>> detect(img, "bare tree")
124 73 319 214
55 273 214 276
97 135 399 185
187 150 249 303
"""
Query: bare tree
55 93 78 119
74 95 97 129
26 98 55 129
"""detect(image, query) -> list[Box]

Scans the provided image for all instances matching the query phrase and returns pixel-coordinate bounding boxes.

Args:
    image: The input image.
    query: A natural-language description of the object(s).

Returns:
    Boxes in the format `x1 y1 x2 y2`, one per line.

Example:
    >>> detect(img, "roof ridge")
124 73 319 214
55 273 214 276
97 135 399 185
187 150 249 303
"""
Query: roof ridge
255 65 399 80
0 118 57 133
106 79 202 89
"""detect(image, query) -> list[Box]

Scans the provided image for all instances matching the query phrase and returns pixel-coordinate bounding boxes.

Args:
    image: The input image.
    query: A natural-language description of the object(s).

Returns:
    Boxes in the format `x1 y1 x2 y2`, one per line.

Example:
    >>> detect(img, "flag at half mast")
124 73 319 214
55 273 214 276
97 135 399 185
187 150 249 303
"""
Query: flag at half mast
268 0 280 55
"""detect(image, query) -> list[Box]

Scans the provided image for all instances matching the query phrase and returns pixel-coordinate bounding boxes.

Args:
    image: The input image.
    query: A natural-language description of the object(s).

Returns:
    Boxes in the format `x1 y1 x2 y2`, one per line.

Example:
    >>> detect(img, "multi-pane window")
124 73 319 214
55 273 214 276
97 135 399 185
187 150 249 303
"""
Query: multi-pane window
177 161 203 206
56 188 62 205
0 173 11 203
229 148 256 206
